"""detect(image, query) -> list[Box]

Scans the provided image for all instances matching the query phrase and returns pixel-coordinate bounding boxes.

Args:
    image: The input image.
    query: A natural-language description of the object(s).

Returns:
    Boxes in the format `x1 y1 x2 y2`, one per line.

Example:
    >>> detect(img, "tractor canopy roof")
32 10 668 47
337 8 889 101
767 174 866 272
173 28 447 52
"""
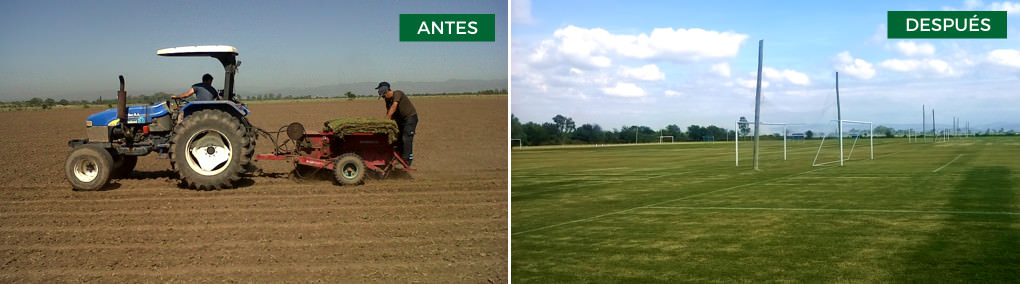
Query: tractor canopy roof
157 45 238 68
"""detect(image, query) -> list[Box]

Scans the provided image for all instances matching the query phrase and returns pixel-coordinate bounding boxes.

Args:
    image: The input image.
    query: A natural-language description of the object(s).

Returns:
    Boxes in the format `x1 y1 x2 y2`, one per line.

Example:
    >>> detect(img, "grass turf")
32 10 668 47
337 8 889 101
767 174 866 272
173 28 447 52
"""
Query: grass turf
511 136 1020 283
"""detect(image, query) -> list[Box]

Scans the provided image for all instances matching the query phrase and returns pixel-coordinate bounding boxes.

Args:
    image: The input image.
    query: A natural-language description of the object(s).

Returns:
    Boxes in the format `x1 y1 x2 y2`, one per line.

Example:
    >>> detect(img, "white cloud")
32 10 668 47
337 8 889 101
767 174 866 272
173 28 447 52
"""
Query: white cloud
664 90 683 96
945 1 1020 15
988 49 1020 67
618 64 665 81
879 58 958 75
894 41 936 56
763 67 811 86
511 0 534 24
710 63 731 77
987 1 1020 14
833 51 876 79
879 59 921 72
550 25 747 65
602 82 646 97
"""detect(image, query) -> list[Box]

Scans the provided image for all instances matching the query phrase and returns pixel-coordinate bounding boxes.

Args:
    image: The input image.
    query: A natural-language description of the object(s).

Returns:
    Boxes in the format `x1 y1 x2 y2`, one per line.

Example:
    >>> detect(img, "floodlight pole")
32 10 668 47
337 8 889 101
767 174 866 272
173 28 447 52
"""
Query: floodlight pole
836 72 843 166
752 39 764 170
922 104 926 142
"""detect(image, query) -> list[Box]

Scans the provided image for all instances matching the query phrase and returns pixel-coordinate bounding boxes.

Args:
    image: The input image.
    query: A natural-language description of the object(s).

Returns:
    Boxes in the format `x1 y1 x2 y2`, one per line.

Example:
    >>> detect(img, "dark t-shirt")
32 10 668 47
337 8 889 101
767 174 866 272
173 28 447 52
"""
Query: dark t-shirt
192 82 218 101
385 90 418 121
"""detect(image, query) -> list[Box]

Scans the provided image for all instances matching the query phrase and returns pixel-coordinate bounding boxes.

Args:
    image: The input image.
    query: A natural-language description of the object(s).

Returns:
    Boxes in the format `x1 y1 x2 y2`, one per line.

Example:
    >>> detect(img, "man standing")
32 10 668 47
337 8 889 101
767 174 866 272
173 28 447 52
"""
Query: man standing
376 82 418 166
171 73 218 101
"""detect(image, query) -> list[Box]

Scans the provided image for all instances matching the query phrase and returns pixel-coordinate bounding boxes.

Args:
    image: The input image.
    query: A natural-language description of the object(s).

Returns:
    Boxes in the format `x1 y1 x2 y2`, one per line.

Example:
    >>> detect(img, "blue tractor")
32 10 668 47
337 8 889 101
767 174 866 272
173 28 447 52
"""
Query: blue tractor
64 46 255 190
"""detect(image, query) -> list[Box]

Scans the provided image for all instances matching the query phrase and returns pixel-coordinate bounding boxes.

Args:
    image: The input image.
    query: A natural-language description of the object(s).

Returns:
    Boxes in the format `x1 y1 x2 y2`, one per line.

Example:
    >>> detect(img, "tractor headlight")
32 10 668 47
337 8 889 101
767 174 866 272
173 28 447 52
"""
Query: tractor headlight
86 120 93 127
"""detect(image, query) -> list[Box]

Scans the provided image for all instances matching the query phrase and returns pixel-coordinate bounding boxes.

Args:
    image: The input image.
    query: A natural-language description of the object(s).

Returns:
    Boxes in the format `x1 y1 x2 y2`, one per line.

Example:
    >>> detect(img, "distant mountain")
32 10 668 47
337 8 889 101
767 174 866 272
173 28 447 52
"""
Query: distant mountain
263 78 508 97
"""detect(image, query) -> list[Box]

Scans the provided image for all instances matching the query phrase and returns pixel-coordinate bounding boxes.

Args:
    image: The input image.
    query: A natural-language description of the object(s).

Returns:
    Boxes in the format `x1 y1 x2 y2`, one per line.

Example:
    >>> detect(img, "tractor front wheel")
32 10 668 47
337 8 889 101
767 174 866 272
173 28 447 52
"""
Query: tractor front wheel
333 153 366 186
64 144 114 191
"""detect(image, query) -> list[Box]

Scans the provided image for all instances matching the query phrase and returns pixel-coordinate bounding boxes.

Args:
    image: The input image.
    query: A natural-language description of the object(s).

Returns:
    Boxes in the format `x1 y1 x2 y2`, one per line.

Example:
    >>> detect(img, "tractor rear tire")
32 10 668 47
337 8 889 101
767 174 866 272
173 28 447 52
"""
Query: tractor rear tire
110 154 137 178
171 109 254 190
333 153 366 186
65 144 114 191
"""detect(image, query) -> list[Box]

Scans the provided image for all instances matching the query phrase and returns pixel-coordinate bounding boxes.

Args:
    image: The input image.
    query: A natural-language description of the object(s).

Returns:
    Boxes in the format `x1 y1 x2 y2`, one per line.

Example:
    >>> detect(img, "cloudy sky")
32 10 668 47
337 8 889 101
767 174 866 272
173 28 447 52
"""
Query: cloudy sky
0 0 507 101
511 0 1020 131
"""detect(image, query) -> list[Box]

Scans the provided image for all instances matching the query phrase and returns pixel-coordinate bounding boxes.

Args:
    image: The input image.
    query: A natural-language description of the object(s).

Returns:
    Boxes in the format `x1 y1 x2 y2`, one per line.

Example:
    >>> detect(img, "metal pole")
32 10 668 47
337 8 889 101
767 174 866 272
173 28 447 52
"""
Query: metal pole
735 121 739 166
752 39 764 170
922 104 925 142
870 123 874 160
783 125 788 160
932 109 935 142
836 72 843 166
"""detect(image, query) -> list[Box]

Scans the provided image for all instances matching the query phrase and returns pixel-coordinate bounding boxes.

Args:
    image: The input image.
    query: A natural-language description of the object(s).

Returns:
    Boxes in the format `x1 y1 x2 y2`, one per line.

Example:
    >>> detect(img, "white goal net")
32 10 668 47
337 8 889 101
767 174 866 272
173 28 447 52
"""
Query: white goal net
812 120 873 166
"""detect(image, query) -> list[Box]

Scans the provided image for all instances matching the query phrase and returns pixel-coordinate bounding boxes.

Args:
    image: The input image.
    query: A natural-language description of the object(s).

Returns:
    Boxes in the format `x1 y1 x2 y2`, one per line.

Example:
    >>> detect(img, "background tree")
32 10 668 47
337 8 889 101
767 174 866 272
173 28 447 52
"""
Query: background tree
738 116 751 137
511 114 526 143
805 130 814 139
571 123 605 143
344 91 356 100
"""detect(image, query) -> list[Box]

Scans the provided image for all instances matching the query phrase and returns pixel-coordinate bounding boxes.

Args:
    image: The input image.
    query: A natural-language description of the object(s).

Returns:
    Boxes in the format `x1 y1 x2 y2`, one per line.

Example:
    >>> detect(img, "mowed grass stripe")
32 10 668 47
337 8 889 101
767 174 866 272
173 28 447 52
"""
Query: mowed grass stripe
512 166 831 236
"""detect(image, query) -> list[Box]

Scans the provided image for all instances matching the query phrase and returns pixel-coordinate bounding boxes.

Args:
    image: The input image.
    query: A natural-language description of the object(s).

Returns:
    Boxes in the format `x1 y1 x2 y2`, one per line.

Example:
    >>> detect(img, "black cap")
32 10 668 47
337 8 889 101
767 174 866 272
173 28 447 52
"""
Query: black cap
202 73 213 82
375 82 390 89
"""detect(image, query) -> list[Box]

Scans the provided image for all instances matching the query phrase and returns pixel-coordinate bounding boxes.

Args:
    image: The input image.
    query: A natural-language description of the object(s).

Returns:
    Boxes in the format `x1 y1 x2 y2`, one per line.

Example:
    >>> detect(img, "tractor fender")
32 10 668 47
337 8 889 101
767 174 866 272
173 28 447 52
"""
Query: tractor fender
179 101 250 122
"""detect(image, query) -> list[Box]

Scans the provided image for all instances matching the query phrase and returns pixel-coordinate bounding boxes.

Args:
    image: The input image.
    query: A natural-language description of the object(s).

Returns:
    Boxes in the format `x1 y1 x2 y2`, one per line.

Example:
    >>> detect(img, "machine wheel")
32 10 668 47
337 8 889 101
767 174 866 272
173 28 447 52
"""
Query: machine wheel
171 109 253 190
333 153 366 186
110 153 137 178
64 144 114 191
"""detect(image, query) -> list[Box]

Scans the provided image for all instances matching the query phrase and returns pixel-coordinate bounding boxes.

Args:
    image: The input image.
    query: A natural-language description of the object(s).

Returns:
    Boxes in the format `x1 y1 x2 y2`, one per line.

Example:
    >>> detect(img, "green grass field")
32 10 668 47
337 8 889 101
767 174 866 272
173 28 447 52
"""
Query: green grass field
511 136 1020 283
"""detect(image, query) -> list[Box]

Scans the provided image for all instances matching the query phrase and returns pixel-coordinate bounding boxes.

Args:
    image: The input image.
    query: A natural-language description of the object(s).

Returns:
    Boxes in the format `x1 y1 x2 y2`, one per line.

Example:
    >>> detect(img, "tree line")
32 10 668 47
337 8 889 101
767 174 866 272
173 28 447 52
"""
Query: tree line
511 114 1015 146
511 114 740 146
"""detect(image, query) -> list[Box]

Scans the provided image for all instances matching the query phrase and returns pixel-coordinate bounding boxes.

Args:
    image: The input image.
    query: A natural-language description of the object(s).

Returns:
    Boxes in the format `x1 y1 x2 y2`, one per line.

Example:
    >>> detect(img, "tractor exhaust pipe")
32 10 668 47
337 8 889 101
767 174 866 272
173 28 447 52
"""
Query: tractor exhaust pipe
117 75 127 122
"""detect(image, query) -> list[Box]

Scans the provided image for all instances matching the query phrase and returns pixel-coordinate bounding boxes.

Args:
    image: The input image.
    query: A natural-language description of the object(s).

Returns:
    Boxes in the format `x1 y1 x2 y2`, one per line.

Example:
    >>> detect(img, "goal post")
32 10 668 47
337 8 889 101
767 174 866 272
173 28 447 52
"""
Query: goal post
735 121 796 166
658 136 674 143
812 119 873 166
510 139 522 150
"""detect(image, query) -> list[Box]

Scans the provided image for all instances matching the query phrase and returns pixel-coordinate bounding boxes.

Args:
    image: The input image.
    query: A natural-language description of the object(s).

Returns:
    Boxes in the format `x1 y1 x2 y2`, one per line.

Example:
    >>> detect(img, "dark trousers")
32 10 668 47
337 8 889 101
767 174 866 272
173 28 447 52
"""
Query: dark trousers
397 115 418 166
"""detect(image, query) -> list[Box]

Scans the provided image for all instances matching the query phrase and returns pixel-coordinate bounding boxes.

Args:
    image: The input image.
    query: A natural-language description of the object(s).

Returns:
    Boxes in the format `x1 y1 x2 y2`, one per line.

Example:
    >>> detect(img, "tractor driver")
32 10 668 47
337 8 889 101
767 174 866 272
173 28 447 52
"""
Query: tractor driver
171 73 219 101
377 82 418 167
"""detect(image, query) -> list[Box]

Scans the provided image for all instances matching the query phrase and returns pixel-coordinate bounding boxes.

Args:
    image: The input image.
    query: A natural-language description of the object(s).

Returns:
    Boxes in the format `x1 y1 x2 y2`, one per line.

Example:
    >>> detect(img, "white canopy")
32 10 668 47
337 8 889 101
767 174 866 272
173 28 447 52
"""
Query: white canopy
156 45 238 57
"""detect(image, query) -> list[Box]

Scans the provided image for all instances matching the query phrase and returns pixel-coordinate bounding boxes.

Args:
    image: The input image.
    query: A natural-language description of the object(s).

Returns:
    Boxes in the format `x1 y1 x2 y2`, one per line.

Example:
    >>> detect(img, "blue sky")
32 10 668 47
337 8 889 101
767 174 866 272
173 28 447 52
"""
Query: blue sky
0 0 507 101
511 0 1020 131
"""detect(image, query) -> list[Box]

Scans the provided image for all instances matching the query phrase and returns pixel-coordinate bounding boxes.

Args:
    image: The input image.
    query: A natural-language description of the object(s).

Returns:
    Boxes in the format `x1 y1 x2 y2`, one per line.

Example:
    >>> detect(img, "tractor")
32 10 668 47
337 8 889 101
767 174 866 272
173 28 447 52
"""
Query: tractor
64 45 255 191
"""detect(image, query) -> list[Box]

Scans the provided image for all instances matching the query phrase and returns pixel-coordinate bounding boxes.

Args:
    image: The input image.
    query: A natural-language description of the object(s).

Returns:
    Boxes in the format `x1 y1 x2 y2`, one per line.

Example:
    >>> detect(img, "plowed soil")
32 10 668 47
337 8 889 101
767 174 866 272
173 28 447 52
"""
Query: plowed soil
0 96 508 282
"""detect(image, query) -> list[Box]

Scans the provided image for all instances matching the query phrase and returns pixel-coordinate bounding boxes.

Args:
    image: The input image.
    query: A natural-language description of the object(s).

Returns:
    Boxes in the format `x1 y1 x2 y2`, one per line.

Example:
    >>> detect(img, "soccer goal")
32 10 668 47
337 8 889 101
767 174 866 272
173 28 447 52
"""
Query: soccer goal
510 139 523 150
658 136 674 143
735 121 800 166
812 120 873 166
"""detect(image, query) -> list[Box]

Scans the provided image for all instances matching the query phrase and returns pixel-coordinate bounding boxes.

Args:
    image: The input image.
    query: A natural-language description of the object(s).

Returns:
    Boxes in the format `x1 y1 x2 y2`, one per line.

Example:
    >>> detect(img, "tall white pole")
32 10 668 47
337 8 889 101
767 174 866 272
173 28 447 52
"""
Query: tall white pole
836 72 843 166
735 121 739 166
752 39 764 170
783 125 788 160
922 105 925 142
870 123 874 160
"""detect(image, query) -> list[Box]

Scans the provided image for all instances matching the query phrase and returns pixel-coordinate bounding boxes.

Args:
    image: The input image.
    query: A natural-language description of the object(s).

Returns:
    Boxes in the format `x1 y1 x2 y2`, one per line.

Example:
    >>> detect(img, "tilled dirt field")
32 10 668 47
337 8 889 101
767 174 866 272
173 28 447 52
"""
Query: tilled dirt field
0 96 507 282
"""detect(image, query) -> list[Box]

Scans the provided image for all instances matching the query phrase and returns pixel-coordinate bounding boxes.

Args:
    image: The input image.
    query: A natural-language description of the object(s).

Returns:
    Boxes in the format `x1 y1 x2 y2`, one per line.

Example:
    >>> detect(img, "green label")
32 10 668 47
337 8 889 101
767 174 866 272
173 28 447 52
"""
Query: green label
400 14 496 42
888 11 1006 38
